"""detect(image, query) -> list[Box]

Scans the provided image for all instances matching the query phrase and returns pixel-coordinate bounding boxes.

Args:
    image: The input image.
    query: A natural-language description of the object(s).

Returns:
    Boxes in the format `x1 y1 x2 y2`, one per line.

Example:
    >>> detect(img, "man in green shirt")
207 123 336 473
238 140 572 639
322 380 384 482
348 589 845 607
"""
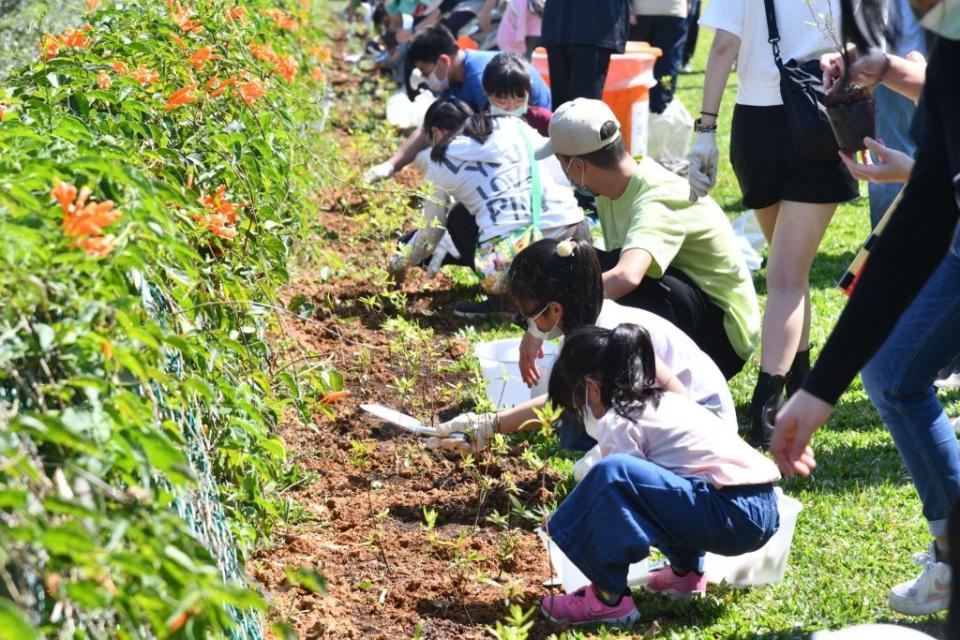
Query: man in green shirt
535 98 759 378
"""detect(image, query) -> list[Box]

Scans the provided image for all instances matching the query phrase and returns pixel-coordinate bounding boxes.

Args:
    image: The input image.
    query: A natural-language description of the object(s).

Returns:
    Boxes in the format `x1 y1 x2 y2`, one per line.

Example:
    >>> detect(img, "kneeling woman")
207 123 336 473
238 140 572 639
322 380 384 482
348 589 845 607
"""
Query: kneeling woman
540 324 781 625
388 97 587 316
431 238 735 457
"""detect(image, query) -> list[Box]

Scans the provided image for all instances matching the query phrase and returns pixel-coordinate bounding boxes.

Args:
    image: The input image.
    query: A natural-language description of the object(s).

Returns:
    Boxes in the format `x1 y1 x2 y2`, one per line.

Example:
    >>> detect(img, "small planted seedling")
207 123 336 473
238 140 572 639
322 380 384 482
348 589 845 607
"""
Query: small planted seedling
421 506 438 531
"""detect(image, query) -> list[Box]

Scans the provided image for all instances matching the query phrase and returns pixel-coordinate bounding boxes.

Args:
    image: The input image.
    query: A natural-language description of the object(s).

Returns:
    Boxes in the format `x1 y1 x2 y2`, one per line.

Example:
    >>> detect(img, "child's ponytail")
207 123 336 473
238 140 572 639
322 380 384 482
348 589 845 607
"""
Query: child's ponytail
548 324 662 419
602 323 661 418
506 237 602 333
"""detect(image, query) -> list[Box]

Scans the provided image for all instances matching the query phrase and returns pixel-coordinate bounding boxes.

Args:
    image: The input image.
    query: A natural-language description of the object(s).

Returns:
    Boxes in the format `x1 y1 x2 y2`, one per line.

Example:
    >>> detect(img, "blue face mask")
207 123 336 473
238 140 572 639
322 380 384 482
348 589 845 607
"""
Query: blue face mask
566 157 595 198
491 101 529 117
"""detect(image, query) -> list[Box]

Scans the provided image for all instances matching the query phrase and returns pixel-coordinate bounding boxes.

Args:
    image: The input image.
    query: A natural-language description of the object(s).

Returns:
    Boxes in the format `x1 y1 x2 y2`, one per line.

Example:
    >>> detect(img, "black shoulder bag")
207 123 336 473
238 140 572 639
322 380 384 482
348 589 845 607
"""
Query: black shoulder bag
762 0 839 162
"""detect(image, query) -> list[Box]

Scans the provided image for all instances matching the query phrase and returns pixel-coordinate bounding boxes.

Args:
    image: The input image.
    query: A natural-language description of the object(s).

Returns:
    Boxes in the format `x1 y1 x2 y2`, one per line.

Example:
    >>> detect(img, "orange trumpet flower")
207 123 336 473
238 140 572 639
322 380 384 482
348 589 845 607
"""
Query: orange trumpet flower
237 78 266 106
164 83 199 111
189 46 219 69
130 65 159 86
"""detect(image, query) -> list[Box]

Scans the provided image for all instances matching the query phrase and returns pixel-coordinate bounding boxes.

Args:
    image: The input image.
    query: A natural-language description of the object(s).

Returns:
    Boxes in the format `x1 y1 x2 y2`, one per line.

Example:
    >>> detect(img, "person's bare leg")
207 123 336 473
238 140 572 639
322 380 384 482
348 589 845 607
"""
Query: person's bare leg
753 202 780 245
748 200 835 445
760 200 837 374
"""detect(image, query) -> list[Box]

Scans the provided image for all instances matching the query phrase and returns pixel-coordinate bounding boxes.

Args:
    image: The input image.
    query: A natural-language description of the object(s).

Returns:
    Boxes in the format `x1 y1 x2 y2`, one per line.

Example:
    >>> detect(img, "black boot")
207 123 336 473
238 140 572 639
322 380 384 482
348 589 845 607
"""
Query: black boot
748 372 786 449
785 349 811 399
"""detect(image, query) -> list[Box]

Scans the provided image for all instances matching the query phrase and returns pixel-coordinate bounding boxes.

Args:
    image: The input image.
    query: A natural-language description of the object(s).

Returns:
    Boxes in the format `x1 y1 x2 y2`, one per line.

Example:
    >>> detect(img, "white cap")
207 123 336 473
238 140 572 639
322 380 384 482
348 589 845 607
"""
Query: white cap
535 98 622 160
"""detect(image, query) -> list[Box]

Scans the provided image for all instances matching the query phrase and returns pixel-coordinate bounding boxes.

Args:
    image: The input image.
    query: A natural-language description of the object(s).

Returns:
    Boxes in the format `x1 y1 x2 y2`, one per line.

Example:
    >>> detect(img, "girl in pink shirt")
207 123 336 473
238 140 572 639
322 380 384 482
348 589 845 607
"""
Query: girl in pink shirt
496 0 543 59
539 323 781 626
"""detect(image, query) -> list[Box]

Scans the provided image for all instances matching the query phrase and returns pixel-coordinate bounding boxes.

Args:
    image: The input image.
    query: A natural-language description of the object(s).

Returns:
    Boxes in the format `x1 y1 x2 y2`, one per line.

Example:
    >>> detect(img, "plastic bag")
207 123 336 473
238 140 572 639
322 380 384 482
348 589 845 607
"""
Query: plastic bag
386 89 435 129
730 210 765 272
647 98 694 170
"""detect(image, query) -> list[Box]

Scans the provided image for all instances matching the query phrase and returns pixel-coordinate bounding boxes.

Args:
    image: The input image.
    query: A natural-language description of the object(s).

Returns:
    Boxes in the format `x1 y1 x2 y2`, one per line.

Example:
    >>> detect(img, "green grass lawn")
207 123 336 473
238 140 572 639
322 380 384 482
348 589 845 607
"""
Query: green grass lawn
331 21 958 637
452 30 954 639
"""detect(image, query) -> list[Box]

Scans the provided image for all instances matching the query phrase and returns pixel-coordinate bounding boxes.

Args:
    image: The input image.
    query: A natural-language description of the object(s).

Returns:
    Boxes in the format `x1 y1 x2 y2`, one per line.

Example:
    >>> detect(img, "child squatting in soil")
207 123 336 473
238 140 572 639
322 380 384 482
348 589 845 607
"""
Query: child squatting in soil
428 238 736 466
385 97 587 315
538 323 781 625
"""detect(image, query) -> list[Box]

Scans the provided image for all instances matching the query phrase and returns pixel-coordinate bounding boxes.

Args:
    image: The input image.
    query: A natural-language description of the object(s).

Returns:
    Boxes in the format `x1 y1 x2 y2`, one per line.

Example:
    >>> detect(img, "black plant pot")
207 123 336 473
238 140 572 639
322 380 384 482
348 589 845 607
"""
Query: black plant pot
826 93 876 153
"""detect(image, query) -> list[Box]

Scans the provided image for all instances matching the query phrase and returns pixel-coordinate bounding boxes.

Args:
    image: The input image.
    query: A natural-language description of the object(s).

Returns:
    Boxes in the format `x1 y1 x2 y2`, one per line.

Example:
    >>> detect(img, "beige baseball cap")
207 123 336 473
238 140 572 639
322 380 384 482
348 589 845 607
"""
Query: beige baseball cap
535 98 622 160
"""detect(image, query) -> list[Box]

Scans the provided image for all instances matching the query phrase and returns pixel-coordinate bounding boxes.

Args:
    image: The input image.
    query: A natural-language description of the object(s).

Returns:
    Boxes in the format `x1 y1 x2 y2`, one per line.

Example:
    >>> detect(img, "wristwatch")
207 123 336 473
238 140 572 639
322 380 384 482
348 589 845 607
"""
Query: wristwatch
694 117 718 133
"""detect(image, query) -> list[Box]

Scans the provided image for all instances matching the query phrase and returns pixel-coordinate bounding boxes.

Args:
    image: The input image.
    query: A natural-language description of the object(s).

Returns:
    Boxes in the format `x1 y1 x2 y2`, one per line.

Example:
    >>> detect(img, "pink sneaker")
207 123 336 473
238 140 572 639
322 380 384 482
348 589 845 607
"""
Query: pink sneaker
540 585 639 626
643 566 707 598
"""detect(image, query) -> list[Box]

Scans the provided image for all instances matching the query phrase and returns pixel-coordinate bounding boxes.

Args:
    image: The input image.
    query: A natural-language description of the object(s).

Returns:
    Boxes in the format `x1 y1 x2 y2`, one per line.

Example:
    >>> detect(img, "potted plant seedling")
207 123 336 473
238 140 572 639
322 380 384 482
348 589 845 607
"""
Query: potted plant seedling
824 82 876 153
806 2 876 153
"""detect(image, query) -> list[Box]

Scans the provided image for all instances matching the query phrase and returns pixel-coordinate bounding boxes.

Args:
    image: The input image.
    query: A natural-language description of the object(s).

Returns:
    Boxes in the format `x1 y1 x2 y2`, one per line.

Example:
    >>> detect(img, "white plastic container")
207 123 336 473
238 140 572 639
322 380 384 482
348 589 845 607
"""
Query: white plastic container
703 489 803 587
475 338 560 410
536 528 650 593
535 489 802 593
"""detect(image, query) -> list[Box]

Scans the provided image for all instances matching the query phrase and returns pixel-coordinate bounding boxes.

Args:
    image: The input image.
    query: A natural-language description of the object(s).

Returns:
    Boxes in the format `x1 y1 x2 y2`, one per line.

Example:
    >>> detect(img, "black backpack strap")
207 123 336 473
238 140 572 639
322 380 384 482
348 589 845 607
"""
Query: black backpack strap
763 0 785 68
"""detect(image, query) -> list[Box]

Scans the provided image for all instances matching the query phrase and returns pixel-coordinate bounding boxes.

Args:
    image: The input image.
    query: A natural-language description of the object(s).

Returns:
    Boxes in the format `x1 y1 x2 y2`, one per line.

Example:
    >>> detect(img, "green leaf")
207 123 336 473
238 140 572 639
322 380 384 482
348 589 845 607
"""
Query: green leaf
33 323 55 351
0 599 39 640
270 622 298 640
40 522 95 556
285 566 328 594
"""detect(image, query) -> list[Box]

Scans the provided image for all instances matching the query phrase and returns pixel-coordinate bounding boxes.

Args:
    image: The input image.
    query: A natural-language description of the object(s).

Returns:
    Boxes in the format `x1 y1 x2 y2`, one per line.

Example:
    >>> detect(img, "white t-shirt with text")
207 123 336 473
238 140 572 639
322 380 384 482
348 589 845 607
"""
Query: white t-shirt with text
424 117 584 244
700 0 843 106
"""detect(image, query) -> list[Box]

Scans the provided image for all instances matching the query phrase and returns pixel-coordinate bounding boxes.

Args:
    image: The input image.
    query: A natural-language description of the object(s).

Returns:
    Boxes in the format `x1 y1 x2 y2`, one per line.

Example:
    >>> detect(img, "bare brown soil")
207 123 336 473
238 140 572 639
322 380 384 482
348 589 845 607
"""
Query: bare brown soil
250 37 573 640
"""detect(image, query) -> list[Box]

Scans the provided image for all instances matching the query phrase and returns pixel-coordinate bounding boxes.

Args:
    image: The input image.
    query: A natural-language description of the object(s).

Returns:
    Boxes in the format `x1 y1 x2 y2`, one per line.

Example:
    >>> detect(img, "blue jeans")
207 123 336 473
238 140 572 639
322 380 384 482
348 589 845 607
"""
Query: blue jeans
861 223 960 538
547 454 779 593
869 86 918 227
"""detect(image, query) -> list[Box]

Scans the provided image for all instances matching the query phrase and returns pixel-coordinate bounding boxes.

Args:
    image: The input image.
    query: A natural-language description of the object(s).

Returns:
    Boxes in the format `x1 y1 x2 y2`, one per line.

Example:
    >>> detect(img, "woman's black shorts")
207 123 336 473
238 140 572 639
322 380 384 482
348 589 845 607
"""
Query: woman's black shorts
730 104 859 209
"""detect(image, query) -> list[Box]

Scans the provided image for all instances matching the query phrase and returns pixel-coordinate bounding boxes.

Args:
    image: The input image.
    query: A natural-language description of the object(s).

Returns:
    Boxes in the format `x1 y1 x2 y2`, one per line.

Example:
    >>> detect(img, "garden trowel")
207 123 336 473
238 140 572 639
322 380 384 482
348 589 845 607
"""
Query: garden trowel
359 403 471 452
359 403 440 436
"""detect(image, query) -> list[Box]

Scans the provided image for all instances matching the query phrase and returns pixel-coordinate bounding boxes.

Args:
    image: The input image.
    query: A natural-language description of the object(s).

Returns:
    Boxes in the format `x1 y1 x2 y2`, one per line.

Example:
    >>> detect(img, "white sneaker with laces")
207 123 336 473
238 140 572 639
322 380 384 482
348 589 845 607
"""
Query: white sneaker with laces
887 542 951 616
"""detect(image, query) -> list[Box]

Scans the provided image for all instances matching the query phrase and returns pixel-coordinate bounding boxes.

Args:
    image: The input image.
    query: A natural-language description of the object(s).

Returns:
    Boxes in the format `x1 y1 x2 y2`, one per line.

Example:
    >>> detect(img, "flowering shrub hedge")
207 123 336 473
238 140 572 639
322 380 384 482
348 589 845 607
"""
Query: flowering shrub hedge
0 0 338 635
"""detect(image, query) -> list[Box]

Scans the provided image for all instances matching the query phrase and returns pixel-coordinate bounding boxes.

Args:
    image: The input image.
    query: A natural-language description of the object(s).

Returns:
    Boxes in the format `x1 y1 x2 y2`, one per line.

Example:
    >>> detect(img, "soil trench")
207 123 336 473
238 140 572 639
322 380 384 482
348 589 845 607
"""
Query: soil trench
250 32 571 640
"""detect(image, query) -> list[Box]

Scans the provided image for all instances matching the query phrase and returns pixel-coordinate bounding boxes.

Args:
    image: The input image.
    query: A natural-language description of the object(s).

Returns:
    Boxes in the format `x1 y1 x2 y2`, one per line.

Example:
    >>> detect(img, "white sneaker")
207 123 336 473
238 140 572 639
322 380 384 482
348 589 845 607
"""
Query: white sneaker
887 542 951 616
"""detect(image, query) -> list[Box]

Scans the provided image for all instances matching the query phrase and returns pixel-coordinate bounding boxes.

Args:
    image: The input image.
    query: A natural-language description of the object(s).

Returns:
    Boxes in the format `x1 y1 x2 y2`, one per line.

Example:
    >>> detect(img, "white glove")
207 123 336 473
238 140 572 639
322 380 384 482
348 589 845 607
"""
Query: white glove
572 445 603 482
389 225 447 275
364 161 395 184
427 412 496 454
687 130 719 201
426 231 460 277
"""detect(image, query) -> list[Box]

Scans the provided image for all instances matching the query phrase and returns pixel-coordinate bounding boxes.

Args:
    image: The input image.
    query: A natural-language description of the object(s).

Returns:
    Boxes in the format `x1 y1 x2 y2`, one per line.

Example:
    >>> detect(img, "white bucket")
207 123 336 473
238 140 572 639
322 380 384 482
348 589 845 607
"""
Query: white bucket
536 528 650 594
536 489 802 593
474 338 560 410
703 489 803 587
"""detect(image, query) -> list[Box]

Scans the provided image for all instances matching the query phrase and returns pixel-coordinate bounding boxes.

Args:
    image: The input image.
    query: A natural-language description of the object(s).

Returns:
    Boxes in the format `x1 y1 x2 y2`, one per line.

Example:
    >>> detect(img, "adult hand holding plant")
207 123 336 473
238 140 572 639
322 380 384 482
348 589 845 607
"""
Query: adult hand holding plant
840 137 914 184
820 46 889 92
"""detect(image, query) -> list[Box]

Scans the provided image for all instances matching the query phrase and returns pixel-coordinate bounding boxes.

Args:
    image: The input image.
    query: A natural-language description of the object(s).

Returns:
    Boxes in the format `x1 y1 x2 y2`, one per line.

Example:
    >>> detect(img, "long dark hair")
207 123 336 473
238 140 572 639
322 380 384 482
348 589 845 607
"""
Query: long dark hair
548 324 662 419
507 238 603 334
838 0 900 81
422 97 494 163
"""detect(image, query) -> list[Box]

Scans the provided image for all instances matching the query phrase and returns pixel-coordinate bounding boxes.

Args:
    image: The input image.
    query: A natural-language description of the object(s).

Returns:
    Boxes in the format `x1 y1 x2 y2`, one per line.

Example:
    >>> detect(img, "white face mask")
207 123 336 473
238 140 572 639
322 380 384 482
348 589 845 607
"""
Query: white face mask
916 0 960 38
526 316 563 340
490 101 528 117
581 384 599 439
425 64 449 93
525 303 563 340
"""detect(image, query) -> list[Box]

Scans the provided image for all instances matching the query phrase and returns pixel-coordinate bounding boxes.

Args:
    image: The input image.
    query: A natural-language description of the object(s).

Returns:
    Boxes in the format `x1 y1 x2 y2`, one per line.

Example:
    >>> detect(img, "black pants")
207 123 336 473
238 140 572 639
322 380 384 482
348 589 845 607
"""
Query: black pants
597 248 746 379
683 0 701 66
545 45 612 110
629 16 687 114
445 204 592 270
